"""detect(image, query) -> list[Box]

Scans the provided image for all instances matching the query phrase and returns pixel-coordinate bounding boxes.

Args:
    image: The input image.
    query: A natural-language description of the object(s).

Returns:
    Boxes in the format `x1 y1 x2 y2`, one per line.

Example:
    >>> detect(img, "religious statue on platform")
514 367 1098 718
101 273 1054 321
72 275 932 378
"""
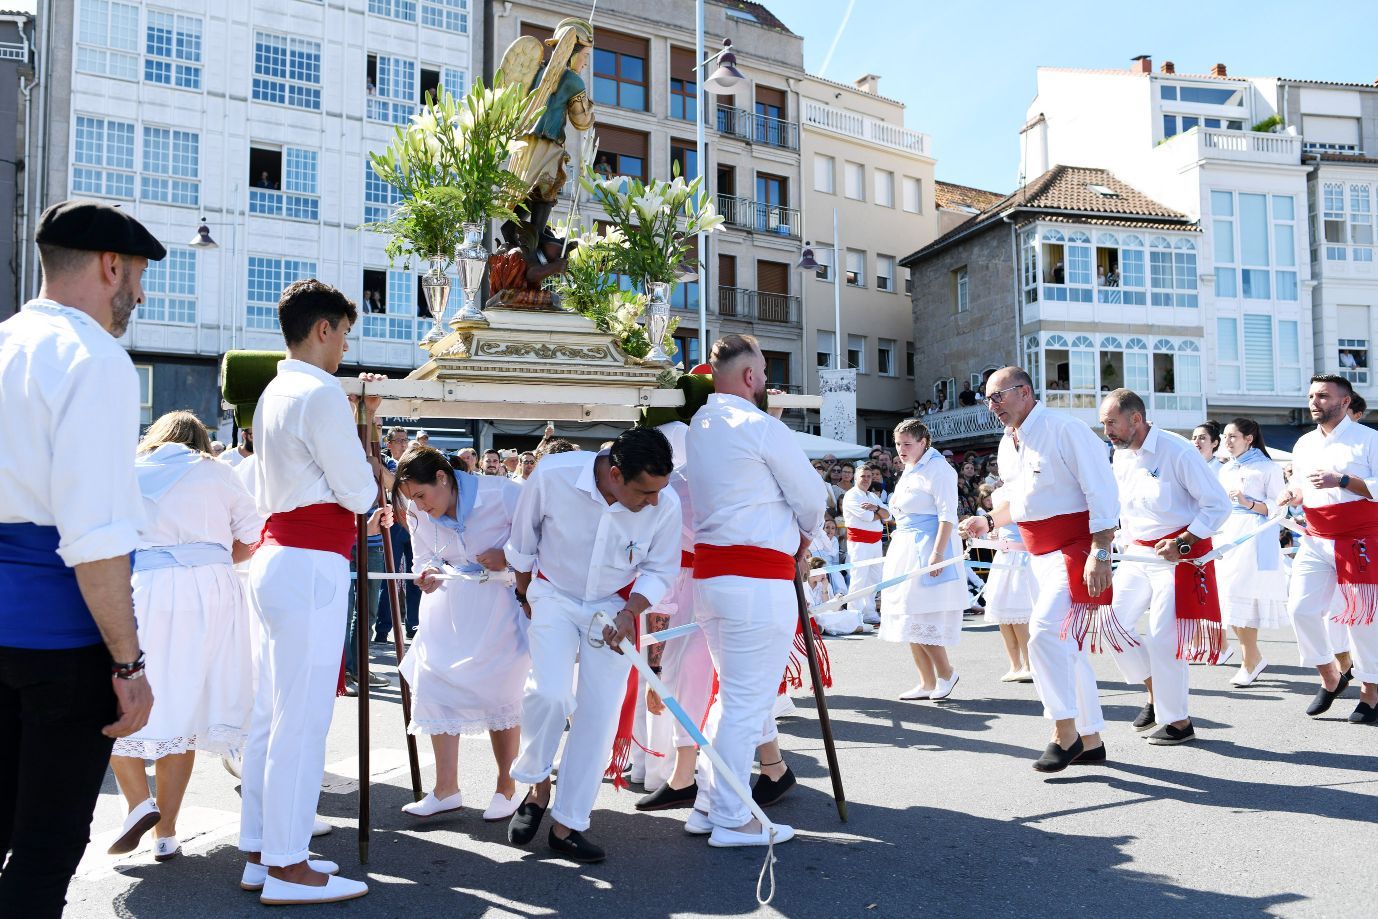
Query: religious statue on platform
488 18 596 308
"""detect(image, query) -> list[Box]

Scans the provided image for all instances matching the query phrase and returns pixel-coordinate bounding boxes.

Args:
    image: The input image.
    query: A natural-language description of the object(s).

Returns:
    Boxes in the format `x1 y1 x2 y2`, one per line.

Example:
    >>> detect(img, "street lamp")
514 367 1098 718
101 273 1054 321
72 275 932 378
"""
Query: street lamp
797 209 843 373
188 218 219 249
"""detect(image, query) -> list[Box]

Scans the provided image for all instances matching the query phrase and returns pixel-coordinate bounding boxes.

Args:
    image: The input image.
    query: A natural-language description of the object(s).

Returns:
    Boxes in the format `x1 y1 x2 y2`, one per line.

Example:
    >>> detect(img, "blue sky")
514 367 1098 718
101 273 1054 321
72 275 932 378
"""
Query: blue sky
778 0 1378 194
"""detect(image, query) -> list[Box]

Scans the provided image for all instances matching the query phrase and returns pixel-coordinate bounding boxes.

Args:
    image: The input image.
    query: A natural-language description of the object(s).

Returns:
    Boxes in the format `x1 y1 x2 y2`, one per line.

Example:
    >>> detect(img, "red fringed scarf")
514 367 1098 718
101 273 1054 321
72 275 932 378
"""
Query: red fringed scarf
781 617 832 695
593 579 643 791
1133 530 1222 663
1018 510 1135 653
1305 502 1378 626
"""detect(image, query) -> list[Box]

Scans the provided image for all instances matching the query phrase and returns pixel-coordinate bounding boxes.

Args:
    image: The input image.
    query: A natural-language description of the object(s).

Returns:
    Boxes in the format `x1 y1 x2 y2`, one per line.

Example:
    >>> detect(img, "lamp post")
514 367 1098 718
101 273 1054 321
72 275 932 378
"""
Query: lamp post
796 208 842 373
799 209 855 443
188 218 219 250
694 4 745 364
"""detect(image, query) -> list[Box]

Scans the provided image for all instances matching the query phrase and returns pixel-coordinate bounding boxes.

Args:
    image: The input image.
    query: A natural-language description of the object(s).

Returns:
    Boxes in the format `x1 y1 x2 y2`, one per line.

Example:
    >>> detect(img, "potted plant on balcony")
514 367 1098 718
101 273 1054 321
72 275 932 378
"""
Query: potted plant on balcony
366 80 535 341
578 162 724 365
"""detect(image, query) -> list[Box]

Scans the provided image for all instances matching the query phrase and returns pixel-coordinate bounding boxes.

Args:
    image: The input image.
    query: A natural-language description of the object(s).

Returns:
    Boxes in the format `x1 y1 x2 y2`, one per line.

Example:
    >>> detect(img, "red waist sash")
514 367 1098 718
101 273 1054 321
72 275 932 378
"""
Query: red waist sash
1017 510 1134 653
1304 501 1378 626
848 528 883 545
536 570 634 601
681 549 696 570
692 544 796 580
260 503 356 560
1133 529 1223 662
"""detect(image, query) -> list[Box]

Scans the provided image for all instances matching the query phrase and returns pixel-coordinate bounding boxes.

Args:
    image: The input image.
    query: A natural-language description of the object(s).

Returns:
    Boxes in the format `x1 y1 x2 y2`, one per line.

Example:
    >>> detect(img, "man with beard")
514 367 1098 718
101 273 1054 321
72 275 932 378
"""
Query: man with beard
1098 389 1230 745
0 200 161 916
684 334 825 847
1280 375 1378 723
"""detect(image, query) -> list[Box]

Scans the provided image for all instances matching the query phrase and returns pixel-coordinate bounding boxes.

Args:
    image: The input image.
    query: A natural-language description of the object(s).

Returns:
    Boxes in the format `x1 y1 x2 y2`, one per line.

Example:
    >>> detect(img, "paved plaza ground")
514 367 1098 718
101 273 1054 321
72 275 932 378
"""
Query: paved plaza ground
66 620 1376 918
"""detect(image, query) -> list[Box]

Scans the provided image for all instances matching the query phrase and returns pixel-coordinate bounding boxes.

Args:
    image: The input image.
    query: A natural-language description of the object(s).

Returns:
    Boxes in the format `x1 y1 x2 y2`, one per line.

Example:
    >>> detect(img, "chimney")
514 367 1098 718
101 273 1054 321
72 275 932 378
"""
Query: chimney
1130 55 1152 75
1160 61 1175 74
854 74 880 95
1211 62 1228 77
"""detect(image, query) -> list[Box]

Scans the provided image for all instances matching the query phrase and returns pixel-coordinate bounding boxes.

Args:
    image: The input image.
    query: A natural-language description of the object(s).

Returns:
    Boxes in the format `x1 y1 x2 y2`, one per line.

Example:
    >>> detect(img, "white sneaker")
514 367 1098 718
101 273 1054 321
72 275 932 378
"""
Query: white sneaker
1230 659 1268 687
259 874 367 905
107 798 160 855
999 670 1022 683
153 836 180 862
685 809 713 836
898 684 931 701
482 792 520 822
930 673 960 701
311 818 332 838
771 693 797 719
708 822 796 848
1013 669 1035 683
1216 646 1237 666
221 747 243 779
401 790 463 818
241 859 340 892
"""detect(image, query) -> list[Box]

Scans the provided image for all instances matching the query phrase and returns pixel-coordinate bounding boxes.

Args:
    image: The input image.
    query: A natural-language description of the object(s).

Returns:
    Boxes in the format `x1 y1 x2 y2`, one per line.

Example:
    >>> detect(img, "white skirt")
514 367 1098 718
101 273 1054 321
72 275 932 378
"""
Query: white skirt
399 575 529 735
113 563 253 759
879 527 967 647
984 550 1035 625
1215 512 1288 630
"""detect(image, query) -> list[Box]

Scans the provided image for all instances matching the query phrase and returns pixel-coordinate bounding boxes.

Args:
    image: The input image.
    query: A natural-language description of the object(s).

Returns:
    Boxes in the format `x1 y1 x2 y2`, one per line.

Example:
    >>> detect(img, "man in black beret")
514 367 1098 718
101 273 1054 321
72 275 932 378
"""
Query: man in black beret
0 199 161 915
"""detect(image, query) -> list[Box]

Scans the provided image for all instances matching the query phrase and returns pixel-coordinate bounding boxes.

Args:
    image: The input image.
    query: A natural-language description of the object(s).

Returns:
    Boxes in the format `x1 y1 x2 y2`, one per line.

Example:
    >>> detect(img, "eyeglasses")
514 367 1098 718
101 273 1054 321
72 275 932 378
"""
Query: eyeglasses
986 384 1027 406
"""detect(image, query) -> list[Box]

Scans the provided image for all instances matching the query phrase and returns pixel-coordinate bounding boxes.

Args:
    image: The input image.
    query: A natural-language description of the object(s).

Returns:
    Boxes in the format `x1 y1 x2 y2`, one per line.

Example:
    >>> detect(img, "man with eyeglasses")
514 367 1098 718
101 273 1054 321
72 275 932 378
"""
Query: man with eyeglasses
958 366 1119 773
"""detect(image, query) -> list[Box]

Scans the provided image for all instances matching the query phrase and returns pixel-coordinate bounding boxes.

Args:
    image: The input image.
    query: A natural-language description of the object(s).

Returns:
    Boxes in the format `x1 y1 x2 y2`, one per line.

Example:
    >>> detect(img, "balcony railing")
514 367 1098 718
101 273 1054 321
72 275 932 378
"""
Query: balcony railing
1162 127 1300 165
716 194 801 238
801 99 930 156
925 404 1005 444
716 105 800 151
717 286 801 324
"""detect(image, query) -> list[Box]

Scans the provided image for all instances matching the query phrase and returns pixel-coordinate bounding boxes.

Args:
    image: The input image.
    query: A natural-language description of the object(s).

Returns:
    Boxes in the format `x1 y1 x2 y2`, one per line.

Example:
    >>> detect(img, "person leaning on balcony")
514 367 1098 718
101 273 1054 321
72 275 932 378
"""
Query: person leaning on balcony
958 384 978 407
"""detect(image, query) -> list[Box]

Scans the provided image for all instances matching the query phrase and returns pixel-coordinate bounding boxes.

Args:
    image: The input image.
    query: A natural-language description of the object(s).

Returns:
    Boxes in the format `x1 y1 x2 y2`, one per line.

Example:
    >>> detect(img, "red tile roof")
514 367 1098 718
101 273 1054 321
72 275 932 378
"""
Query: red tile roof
935 181 1006 214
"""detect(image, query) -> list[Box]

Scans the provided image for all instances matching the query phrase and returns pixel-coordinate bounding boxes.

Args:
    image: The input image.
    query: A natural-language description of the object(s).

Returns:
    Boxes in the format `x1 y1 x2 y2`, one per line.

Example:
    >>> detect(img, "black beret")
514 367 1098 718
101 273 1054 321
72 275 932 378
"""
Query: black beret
35 199 167 261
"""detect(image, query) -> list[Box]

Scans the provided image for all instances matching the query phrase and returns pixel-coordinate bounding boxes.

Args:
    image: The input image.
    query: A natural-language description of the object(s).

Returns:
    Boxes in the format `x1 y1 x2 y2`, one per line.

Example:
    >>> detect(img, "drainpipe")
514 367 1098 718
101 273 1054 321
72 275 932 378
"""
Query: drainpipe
14 17 34 306
1003 212 1022 381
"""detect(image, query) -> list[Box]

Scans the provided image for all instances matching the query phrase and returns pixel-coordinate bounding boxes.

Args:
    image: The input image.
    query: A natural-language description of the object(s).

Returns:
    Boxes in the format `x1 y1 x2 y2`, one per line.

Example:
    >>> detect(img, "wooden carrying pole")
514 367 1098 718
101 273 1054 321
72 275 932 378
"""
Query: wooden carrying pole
368 437 424 801
353 416 372 864
793 574 847 822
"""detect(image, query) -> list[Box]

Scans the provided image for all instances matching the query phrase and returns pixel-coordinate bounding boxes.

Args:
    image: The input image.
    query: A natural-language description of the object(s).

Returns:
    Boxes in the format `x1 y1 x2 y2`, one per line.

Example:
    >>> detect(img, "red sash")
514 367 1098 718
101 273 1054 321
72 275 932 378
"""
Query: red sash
681 549 696 570
1133 529 1223 663
692 544 796 580
1304 501 1378 626
260 502 356 560
848 528 883 545
535 570 634 601
1018 510 1135 653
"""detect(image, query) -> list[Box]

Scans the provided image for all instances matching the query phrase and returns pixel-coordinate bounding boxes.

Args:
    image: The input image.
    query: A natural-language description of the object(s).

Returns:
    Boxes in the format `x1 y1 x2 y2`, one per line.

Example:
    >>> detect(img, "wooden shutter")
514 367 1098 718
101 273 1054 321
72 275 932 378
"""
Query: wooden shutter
756 260 788 294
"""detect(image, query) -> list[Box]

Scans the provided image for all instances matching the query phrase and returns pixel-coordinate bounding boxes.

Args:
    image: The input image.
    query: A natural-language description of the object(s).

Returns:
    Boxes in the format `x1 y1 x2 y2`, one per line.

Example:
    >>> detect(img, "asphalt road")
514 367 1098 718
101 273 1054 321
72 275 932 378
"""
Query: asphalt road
65 621 1376 918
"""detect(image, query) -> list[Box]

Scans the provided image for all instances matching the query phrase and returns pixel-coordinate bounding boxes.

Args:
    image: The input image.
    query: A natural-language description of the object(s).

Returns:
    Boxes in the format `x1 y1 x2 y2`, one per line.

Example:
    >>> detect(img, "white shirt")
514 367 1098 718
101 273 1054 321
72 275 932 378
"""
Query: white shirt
1112 425 1230 542
138 457 263 550
1290 415 1378 508
891 448 958 524
842 486 887 533
235 453 260 499
409 474 521 573
997 401 1119 532
250 359 376 516
504 450 680 605
687 393 826 554
0 300 144 565
220 447 248 468
1217 452 1285 509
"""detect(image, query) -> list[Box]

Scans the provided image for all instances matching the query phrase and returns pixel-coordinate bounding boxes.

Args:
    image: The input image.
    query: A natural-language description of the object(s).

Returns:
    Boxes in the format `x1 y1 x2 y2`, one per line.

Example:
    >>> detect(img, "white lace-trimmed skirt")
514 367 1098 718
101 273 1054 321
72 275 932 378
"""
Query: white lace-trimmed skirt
112 564 253 760
1216 511 1288 630
984 550 1035 625
879 525 967 647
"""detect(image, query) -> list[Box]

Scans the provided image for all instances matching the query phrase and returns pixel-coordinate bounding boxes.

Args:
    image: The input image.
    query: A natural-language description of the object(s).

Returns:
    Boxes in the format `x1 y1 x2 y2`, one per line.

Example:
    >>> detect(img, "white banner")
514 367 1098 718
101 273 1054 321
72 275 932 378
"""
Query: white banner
819 368 857 445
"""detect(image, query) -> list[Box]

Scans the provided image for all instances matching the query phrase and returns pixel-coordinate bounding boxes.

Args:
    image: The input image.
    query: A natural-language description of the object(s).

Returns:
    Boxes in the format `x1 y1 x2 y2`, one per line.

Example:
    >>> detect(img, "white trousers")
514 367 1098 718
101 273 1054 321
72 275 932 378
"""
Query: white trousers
1287 535 1378 684
693 576 795 829
845 540 883 617
238 546 348 866
644 568 716 787
1027 551 1105 735
510 580 632 833
1110 555 1192 726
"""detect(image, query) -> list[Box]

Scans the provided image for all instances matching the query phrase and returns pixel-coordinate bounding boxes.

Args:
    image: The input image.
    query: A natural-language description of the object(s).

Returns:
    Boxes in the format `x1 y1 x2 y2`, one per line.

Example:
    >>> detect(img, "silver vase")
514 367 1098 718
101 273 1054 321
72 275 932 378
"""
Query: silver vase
419 254 452 345
642 280 673 365
451 222 489 327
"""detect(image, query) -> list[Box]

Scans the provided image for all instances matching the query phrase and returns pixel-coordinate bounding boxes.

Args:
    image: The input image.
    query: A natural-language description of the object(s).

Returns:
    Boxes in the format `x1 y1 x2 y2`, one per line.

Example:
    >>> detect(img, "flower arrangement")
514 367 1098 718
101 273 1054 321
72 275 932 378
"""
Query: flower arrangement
366 79 535 266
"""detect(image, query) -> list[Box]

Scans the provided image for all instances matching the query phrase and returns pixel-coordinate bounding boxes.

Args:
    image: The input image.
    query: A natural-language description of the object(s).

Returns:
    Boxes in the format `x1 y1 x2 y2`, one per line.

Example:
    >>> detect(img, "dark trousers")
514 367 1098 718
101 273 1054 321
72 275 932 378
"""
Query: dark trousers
0 643 116 919
345 543 386 675
376 526 420 640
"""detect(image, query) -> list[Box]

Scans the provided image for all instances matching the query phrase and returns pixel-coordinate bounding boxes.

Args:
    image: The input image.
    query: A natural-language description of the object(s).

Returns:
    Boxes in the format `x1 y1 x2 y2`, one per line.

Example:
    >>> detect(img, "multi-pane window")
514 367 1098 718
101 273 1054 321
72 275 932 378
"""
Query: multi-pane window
77 0 140 79
670 142 698 182
420 0 467 32
906 342 915 377
141 127 198 205
140 248 196 324
1148 237 1198 307
284 149 320 221
441 67 466 99
1323 182 1348 259
877 339 897 377
816 330 835 369
592 35 647 111
253 32 321 110
847 334 866 373
247 257 316 330
364 164 402 224
135 364 153 425
671 333 701 370
1278 320 1302 393
145 10 201 89
592 126 648 184
368 55 416 124
669 47 697 122
364 270 417 340
1215 190 1297 299
902 176 922 213
954 266 968 312
814 154 835 194
846 249 865 287
1243 313 1275 392
1339 338 1370 385
73 116 135 198
1349 184 1374 262
874 170 895 208
369 0 417 22
1161 114 1244 139
1040 230 1093 302
876 255 895 292
844 161 865 200
812 245 833 282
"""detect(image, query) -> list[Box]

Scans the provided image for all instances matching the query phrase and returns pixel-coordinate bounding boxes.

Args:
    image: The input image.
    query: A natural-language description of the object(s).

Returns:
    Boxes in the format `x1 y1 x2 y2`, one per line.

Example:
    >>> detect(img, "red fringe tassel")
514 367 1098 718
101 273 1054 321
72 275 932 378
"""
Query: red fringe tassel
1333 582 1378 627
1177 617 1224 664
1060 603 1140 654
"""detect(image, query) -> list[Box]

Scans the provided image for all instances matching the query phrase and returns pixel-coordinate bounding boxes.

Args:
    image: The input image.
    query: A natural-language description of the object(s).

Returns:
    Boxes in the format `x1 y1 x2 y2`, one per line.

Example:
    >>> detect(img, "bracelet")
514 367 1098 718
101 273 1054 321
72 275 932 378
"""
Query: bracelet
514 591 527 604
983 513 995 532
112 651 146 680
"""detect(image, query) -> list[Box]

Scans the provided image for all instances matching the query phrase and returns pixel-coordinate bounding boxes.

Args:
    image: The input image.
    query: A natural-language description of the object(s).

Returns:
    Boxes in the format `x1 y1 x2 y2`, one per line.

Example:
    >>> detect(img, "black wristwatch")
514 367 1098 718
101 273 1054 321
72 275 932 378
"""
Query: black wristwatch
112 651 146 681
514 590 527 605
1175 538 1194 558
1340 474 1352 490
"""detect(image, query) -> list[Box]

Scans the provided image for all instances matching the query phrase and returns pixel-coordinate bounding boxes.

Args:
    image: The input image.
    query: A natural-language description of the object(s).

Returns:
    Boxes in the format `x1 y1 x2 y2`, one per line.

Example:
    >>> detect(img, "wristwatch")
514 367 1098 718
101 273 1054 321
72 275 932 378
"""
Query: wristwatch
1093 548 1110 563
112 651 146 681
1340 474 1352 489
513 590 527 605
1175 538 1194 557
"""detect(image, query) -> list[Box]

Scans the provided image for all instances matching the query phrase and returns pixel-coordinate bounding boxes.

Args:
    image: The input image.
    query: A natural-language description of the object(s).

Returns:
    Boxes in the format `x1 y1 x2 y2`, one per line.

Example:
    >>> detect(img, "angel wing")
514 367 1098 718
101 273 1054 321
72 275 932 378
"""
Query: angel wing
496 35 544 94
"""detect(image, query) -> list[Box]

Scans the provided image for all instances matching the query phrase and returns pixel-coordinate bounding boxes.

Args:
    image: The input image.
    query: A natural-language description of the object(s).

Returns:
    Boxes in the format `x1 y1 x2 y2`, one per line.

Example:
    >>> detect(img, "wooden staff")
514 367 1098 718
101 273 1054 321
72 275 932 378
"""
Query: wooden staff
793 574 847 822
368 437 423 801
353 410 372 864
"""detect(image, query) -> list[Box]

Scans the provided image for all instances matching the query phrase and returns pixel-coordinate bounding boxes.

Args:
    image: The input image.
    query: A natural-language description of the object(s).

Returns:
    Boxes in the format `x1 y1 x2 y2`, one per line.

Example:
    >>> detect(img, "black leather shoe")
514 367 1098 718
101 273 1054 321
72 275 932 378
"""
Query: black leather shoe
751 766 796 807
1071 743 1107 765
1033 737 1083 773
1132 702 1156 732
1146 722 1196 745
506 798 546 846
1307 676 1351 717
1349 700 1378 724
548 827 605 863
635 781 699 811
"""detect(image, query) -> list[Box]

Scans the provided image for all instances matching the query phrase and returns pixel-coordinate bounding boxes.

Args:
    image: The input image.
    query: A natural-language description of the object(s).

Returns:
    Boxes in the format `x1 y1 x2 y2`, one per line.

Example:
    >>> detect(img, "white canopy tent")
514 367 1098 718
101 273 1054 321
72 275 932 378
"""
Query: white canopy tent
792 430 871 461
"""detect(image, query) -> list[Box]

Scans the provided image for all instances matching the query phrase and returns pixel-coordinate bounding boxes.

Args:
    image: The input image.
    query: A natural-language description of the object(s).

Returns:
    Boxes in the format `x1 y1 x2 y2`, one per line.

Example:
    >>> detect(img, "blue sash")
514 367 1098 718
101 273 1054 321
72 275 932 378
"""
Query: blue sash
894 513 959 586
133 541 233 571
0 523 100 649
